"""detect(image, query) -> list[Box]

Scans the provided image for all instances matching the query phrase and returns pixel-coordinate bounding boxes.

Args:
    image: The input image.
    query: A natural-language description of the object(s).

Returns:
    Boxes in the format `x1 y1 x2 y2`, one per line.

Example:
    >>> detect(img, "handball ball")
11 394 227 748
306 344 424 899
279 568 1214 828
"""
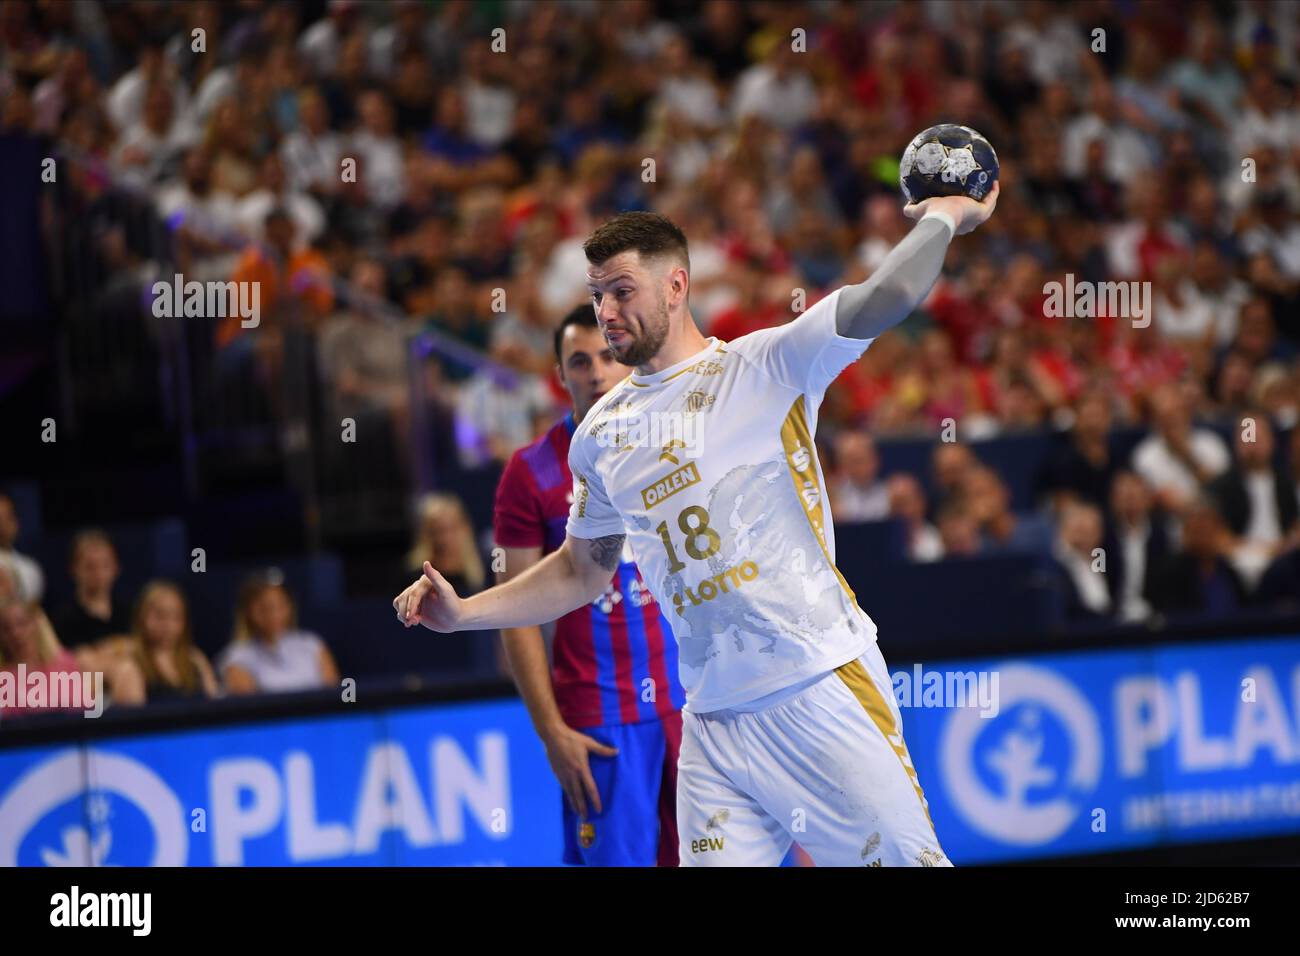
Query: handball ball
899 124 999 204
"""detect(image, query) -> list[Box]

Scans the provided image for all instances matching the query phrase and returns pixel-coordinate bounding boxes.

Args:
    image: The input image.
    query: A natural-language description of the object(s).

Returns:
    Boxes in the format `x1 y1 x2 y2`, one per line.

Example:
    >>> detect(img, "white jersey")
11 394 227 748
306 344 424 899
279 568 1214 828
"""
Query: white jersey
565 288 878 713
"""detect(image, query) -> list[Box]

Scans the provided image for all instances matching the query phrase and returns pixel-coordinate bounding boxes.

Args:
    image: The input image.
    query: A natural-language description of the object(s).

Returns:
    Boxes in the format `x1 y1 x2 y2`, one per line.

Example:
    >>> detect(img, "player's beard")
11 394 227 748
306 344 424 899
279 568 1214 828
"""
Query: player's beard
611 291 670 367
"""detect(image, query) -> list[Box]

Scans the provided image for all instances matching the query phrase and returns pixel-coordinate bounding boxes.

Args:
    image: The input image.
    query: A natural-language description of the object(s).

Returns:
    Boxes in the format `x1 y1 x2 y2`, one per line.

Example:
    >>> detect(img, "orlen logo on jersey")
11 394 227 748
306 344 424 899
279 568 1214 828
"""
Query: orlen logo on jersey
641 462 700 509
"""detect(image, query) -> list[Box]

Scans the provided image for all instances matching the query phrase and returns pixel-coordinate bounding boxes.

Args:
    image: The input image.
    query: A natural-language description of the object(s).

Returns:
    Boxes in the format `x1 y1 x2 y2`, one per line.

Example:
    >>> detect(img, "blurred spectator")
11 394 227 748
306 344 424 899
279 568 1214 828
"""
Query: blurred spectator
1131 383 1231 514
92 580 219 705
654 30 725 132
1146 497 1248 616
280 87 344 198
456 339 558 468
0 597 88 719
963 465 1053 554
931 443 978 515
1038 390 1118 510
1208 412 1298 588
1103 470 1170 624
50 530 130 649
1050 501 1112 621
709 256 786 341
935 500 983 559
1256 534 1300 610
405 493 486 597
423 267 490 377
887 473 942 562
1167 20 1243 133
220 207 334 351
110 79 193 188
350 88 406 210
489 270 563 377
733 42 816 131
218 574 340 695
1063 79 1154 186
0 596 144 718
235 151 326 246
318 257 412 429
106 39 188 134
829 432 889 522
0 493 44 602
1240 190 1300 284
0 565 19 603
296 0 360 79
154 146 244 277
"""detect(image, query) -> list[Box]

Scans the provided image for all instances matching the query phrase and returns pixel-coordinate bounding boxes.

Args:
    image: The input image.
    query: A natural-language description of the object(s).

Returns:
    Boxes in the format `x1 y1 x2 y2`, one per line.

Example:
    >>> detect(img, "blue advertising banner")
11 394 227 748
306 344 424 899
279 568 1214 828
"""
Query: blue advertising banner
0 699 563 866
894 636 1300 863
3 635 1298 866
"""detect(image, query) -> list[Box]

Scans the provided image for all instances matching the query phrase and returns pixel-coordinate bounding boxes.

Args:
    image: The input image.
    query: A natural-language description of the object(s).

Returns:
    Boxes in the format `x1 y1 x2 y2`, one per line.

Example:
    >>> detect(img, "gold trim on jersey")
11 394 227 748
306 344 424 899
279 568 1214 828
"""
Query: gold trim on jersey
779 396 856 603
631 362 699 388
629 342 727 388
834 658 937 836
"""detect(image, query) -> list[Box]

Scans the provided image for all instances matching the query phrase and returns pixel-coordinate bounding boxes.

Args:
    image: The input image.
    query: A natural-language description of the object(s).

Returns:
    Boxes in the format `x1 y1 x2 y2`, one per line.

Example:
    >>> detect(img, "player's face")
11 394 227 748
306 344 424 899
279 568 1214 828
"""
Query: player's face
557 324 627 420
586 251 671 368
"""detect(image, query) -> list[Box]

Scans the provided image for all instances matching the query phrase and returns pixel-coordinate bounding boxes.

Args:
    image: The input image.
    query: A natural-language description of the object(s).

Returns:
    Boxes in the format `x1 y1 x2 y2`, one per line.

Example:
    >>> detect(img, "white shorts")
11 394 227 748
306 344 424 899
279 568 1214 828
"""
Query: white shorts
677 642 950 867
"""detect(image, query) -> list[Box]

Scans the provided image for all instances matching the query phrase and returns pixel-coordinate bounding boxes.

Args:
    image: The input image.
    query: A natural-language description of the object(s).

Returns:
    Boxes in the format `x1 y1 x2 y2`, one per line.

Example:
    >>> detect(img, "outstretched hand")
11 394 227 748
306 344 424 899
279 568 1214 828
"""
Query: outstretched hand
392 561 464 632
903 180 1000 235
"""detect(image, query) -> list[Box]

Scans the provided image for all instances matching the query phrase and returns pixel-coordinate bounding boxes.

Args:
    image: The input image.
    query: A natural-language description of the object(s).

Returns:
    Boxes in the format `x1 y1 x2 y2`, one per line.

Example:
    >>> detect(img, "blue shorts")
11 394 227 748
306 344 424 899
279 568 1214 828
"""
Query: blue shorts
561 713 682 867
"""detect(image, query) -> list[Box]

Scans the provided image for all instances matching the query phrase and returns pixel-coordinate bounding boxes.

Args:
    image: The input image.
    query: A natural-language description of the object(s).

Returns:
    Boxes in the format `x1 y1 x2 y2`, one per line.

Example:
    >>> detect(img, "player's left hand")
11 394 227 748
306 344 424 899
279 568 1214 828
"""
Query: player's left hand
903 180 999 235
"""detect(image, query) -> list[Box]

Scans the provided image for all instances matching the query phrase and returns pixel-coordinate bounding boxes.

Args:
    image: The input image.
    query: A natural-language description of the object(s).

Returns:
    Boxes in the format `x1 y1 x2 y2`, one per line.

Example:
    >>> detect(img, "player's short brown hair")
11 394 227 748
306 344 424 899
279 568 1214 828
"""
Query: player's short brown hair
583 211 690 273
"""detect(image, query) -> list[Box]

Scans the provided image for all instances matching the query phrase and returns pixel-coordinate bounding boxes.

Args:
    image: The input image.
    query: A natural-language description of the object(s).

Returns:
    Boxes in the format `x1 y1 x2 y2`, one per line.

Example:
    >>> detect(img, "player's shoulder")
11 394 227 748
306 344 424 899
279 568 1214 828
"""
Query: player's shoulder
571 377 637 451
726 287 844 351
501 417 570 491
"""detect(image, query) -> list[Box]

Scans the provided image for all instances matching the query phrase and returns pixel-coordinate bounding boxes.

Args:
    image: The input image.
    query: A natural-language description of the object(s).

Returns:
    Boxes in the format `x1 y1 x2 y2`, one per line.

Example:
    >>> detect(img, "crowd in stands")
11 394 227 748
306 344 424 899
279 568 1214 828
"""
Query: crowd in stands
3 0 1300 717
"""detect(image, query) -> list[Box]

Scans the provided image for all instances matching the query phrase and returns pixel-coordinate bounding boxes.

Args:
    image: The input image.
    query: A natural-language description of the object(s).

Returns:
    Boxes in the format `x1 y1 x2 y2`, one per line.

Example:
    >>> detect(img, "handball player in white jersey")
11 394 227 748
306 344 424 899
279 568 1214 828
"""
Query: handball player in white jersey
396 184 998 866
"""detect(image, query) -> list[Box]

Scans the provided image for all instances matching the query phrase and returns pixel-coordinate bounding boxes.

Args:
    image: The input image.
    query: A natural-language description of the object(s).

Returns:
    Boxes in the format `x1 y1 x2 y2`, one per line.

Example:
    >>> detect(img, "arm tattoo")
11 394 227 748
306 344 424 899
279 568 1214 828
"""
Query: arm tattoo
588 534 626 571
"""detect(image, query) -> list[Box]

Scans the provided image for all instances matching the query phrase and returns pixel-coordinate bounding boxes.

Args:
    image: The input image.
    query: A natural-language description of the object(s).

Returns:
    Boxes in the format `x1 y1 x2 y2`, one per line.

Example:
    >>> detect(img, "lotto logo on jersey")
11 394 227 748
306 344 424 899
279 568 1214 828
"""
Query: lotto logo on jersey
641 462 701 509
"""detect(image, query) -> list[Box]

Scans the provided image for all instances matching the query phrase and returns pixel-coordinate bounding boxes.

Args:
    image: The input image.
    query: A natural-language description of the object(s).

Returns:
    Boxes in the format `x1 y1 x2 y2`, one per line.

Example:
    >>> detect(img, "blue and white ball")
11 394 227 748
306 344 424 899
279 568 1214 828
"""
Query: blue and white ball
899 124 999 204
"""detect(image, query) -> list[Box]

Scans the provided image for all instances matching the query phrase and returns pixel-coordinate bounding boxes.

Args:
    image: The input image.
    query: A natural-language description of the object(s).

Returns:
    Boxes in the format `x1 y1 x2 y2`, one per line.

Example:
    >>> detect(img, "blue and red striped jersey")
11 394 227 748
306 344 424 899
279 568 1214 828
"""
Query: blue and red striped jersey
493 412 685 729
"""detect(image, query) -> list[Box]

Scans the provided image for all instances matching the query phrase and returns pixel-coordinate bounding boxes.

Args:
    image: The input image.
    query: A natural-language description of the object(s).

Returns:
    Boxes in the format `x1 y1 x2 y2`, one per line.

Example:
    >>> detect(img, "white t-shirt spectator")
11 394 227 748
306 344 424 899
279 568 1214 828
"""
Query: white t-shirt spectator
281 128 344 195
455 370 556 469
831 479 891 522
297 18 342 78
462 78 516 148
217 631 331 693
349 130 406 209
111 119 196 188
236 189 326 247
1062 114 1154 184
911 524 944 563
1054 539 1112 615
540 237 592 317
1131 430 1231 502
658 75 724 130
732 64 817 131
0 550 44 603
1116 522 1152 623
106 66 189 133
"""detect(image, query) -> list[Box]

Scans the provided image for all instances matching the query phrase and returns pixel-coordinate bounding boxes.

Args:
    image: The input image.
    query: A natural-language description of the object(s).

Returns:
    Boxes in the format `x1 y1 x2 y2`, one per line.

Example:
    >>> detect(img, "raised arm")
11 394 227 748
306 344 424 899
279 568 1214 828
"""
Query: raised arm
393 532 625 633
836 182 999 341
